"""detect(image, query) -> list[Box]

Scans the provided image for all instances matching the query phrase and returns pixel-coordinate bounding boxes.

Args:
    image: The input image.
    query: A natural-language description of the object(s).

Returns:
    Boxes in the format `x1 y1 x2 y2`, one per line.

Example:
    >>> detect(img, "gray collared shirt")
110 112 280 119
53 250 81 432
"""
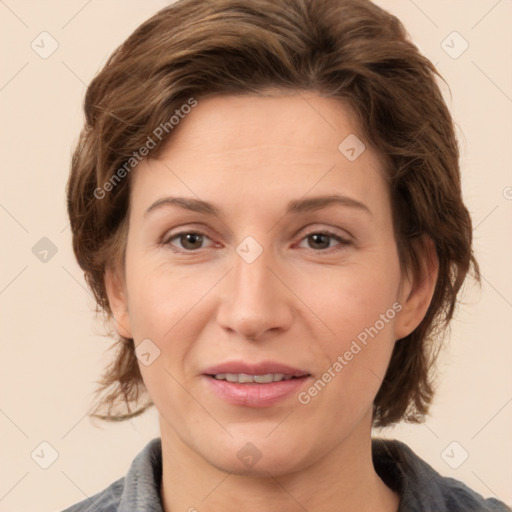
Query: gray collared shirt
60 437 511 511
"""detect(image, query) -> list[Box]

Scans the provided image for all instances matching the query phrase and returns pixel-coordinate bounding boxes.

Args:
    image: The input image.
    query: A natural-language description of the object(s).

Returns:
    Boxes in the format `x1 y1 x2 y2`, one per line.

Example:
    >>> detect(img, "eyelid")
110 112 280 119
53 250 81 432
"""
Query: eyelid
162 226 219 250
294 228 352 251
294 223 353 242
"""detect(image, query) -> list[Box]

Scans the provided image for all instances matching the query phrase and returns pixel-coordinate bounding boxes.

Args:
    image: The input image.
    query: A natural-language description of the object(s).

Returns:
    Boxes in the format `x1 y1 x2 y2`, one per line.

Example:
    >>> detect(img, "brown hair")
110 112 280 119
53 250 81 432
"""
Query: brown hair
67 0 480 427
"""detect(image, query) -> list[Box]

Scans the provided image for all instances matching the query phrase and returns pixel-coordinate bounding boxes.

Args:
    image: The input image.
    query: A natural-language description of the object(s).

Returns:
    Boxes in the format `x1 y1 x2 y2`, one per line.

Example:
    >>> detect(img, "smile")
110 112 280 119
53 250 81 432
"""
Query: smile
211 373 300 383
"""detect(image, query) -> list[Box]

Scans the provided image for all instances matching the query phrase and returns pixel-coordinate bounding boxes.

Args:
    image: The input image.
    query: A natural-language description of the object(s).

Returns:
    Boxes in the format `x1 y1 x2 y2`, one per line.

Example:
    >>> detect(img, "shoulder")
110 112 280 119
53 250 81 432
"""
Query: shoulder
59 438 163 512
372 438 511 512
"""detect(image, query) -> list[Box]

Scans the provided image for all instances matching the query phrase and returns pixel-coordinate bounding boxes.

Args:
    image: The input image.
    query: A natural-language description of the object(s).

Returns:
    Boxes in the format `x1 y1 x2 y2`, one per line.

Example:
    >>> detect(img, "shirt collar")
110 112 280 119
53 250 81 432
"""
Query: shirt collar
118 437 163 512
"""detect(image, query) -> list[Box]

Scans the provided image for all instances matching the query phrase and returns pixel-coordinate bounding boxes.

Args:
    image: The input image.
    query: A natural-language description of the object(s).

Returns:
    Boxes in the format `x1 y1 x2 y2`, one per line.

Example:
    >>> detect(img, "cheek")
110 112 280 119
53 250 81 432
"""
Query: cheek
292 254 401 397
124 256 217 340
294 257 401 344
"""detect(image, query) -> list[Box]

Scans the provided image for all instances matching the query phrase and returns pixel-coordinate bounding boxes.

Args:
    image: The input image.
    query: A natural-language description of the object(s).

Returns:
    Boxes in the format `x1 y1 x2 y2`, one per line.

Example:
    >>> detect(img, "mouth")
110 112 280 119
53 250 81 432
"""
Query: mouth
208 373 306 383
201 361 312 407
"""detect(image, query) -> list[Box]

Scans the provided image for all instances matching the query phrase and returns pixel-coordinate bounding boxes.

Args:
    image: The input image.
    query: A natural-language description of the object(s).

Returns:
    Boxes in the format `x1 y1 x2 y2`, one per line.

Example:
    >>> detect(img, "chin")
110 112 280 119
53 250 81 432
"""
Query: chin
211 449 306 478
199 434 314 478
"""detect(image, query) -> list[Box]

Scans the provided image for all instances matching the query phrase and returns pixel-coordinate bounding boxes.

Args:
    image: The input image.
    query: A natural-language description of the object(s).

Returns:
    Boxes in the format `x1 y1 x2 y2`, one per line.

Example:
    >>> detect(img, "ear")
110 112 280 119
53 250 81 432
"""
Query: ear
394 235 439 341
104 265 133 339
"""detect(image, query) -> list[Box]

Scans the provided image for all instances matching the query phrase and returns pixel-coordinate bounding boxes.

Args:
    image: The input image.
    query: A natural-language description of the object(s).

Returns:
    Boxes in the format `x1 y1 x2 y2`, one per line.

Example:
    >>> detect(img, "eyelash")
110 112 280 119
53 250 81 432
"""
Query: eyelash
162 229 352 253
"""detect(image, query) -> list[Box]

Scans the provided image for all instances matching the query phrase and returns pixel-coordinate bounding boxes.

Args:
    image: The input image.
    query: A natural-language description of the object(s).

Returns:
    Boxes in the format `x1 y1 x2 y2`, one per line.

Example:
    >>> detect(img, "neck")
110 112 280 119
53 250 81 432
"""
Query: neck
159 411 399 512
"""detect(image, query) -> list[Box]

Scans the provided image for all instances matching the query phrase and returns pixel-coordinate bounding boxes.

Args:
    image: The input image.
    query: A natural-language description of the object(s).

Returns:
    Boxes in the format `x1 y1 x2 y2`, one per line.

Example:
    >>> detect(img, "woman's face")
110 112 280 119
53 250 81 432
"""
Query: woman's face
107 91 434 476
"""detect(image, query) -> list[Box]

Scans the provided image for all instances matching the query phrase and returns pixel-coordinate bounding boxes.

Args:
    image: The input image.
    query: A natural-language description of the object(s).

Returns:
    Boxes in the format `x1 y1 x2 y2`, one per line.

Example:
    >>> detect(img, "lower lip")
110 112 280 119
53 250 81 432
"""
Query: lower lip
203 375 311 407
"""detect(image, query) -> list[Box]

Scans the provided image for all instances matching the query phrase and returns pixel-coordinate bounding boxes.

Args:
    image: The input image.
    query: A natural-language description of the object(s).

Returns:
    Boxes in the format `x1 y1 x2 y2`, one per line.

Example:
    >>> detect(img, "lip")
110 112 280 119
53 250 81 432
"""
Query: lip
202 360 310 377
201 360 312 407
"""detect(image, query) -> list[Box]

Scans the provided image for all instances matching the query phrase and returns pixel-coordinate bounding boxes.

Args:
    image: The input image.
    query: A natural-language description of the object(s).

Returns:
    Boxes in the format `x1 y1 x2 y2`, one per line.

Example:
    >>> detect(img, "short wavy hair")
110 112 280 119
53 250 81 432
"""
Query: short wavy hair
67 0 480 427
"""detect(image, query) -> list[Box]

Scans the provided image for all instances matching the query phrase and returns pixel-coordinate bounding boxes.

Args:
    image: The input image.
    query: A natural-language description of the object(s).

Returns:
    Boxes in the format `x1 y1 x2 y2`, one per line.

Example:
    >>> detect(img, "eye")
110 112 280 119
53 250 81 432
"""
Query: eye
163 229 350 253
164 231 216 251
297 230 351 251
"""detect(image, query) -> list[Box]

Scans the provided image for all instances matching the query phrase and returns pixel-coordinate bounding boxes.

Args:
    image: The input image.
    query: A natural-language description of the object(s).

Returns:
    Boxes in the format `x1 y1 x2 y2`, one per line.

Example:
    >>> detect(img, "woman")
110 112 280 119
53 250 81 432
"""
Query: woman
61 0 510 510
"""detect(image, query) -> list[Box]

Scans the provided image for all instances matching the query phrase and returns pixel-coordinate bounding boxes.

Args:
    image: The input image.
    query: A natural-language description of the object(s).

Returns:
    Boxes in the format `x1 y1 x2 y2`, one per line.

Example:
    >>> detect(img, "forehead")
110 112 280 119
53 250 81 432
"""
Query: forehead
160 91 367 158
129 91 389 217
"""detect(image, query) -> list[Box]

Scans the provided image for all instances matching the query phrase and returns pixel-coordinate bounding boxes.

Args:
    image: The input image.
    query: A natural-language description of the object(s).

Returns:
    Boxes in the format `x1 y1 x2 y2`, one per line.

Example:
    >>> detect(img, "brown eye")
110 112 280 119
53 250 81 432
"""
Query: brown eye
307 233 331 250
179 233 204 250
165 231 214 251
297 231 351 252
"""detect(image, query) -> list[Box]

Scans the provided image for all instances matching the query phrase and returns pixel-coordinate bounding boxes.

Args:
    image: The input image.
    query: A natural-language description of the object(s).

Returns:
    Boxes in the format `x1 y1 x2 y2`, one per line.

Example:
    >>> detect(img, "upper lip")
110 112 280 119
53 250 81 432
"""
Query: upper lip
202 360 310 377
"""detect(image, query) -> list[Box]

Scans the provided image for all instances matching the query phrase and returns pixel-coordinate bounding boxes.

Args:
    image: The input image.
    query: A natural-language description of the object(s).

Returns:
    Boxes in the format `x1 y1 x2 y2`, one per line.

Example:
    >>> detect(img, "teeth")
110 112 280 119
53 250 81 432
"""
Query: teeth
213 373 295 383
254 374 278 383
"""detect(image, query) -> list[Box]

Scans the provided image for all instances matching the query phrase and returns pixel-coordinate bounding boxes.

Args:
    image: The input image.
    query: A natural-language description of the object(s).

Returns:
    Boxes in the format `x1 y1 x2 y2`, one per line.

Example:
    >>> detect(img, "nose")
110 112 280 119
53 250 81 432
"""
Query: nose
216 245 294 341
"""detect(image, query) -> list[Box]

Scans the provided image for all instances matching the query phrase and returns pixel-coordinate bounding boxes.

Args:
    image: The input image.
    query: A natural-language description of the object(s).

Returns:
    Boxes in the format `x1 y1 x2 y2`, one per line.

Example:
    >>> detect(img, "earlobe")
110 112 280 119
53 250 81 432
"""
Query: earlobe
104 266 133 339
394 235 439 341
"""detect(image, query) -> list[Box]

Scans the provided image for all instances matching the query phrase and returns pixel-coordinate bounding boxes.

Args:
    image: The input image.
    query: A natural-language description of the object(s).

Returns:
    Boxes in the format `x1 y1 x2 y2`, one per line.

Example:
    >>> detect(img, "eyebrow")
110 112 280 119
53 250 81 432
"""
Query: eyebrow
144 194 372 218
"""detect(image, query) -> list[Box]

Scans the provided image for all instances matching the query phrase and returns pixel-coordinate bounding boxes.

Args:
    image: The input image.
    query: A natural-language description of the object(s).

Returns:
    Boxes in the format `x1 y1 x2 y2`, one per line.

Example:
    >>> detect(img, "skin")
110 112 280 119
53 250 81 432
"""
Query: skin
105 90 438 512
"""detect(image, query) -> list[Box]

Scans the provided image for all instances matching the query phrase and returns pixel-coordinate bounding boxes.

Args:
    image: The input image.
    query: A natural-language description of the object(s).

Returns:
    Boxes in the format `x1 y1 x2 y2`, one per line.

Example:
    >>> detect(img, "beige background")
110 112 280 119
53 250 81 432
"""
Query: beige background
1 1 511 511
